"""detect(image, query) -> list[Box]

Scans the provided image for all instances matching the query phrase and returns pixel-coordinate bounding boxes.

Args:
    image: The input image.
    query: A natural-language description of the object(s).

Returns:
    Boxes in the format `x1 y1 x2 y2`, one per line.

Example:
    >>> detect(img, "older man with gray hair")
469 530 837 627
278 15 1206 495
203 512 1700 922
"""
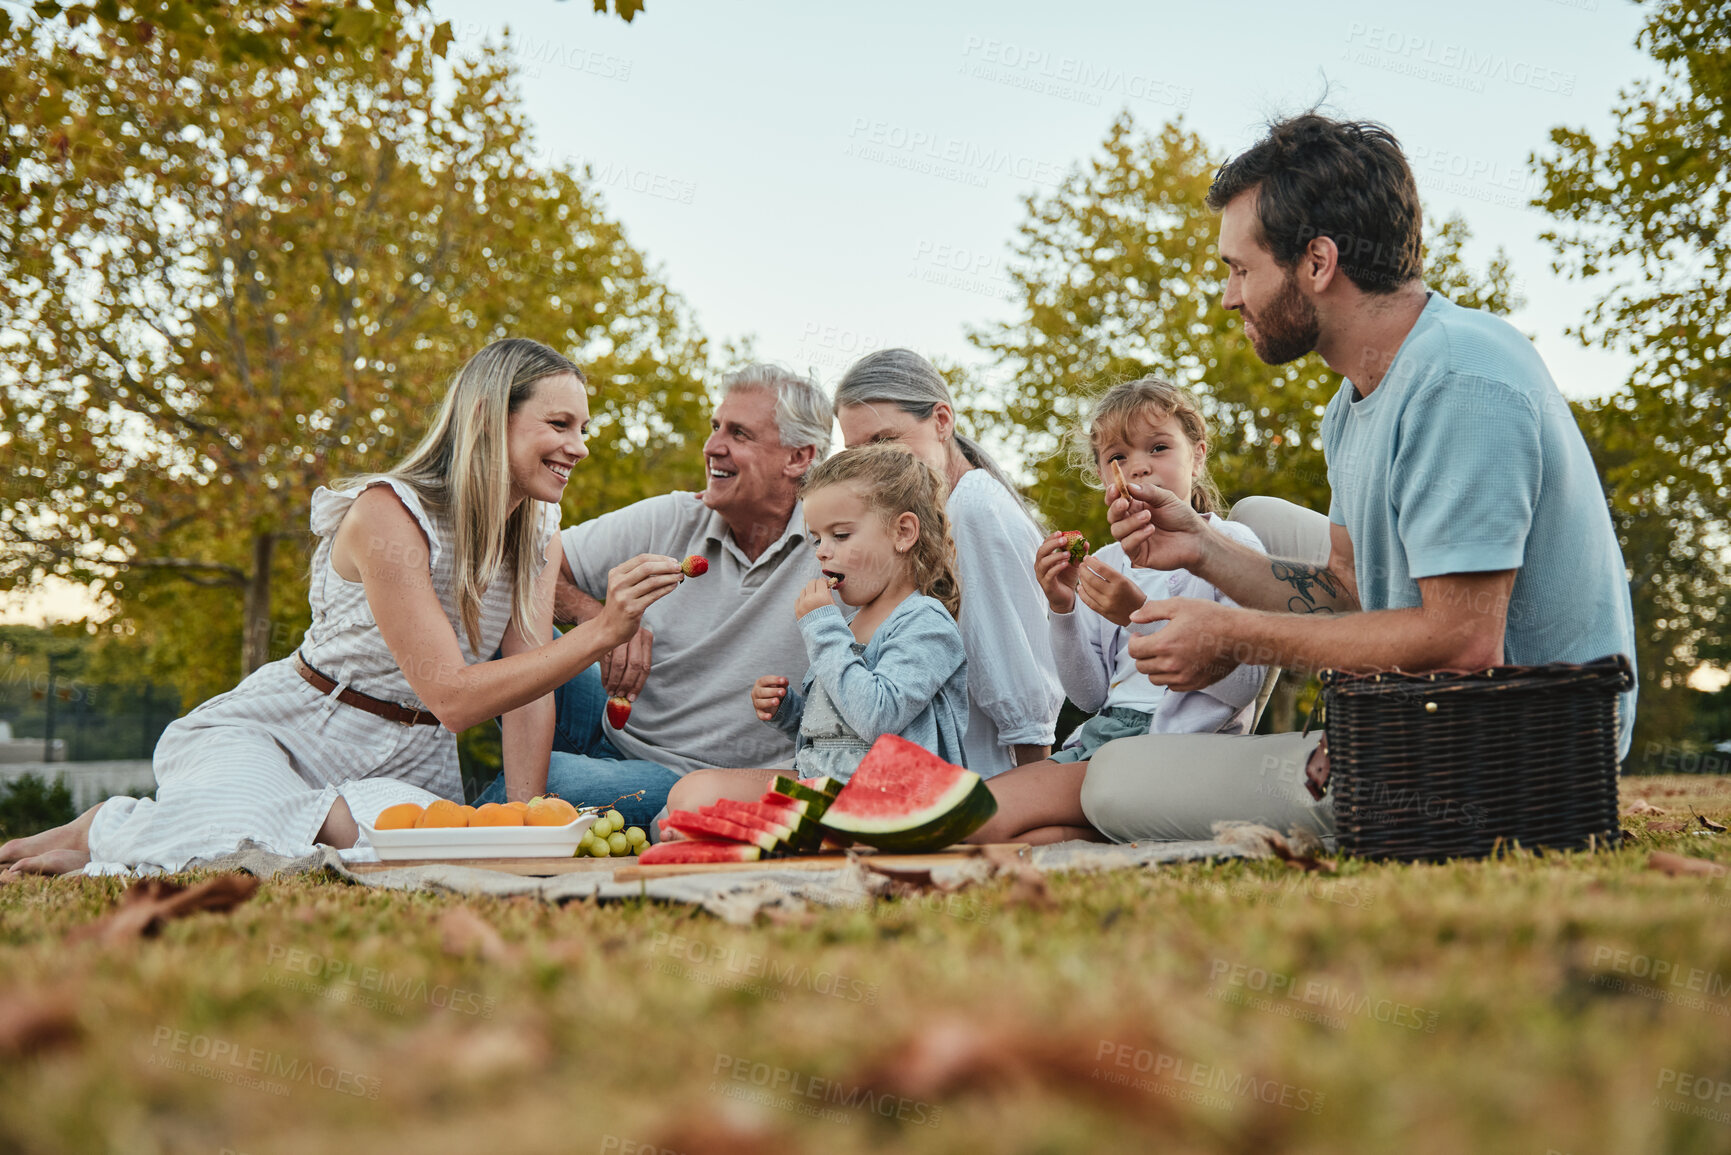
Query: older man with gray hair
473 364 833 826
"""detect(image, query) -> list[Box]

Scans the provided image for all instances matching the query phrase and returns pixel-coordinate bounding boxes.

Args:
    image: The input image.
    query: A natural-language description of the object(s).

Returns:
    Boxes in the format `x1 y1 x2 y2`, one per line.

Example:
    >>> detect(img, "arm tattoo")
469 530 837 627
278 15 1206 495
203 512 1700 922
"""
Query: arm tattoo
1271 561 1344 615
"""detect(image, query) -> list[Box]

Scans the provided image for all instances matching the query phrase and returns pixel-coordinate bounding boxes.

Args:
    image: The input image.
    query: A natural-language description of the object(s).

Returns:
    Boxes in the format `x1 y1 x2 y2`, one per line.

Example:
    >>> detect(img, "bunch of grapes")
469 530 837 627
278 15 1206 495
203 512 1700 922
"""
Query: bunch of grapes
579 809 647 857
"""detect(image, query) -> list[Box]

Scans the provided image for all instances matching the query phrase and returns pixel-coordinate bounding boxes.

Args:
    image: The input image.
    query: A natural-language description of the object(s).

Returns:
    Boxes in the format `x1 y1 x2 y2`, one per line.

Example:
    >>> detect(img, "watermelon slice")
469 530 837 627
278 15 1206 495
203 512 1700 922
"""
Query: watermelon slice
702 802 802 854
729 798 829 853
819 735 997 853
638 840 762 866
662 810 779 852
710 799 818 848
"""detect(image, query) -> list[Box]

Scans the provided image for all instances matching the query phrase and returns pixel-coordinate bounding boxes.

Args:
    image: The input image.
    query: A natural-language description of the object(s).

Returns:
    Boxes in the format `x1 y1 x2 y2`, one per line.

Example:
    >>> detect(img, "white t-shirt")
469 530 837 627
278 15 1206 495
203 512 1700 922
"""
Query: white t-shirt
1047 515 1269 743
947 469 1063 776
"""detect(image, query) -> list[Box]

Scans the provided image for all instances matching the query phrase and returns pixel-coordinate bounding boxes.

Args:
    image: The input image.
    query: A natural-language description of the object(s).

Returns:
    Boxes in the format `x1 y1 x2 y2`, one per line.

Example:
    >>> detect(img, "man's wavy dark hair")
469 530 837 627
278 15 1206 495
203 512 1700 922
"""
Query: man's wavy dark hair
1205 113 1423 294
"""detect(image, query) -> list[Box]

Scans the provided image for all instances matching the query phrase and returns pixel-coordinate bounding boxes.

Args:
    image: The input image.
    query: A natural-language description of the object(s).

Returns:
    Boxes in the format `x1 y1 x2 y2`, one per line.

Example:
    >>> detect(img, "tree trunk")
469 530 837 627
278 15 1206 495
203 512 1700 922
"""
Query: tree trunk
241 531 275 676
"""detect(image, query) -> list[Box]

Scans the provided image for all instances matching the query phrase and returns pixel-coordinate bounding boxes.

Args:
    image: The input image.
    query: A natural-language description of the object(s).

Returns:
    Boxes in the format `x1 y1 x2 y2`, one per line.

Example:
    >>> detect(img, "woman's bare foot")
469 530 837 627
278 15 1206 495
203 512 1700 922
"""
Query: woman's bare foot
0 803 102 869
1 848 93 879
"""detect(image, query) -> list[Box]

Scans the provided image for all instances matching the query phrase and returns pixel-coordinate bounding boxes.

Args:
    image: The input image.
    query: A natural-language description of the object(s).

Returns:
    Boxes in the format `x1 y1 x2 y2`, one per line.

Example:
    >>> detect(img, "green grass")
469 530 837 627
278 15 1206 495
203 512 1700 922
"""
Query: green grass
4 774 1731 1154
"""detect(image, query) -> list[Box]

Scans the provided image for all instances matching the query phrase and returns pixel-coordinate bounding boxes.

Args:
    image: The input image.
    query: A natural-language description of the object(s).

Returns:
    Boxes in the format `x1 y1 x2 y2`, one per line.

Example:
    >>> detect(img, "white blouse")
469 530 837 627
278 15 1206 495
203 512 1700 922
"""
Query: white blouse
947 469 1063 776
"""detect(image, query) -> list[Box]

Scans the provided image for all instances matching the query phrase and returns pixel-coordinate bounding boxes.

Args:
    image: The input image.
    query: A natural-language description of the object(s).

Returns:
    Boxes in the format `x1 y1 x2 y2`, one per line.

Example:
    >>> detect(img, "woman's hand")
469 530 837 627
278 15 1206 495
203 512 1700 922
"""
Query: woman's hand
594 555 685 649
752 675 790 721
1076 559 1148 628
1034 532 1083 615
794 578 834 620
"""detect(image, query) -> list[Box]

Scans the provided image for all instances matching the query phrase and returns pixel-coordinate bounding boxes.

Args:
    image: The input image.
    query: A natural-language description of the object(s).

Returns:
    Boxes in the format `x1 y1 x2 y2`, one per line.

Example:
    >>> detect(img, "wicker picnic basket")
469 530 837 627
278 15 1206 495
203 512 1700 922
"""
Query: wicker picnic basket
1319 654 1633 861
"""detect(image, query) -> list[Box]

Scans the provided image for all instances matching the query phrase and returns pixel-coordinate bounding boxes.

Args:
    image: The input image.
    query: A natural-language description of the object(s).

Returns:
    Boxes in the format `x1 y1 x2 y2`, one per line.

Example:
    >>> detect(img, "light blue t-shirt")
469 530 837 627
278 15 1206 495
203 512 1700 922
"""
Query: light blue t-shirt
1322 292 1637 756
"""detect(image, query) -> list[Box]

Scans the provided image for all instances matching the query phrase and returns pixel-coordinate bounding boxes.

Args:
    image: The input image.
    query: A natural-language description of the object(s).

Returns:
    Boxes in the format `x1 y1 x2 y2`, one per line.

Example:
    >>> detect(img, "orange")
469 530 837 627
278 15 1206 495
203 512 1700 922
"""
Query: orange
525 797 579 826
472 802 524 827
502 801 530 815
416 799 470 828
459 805 477 823
374 803 424 830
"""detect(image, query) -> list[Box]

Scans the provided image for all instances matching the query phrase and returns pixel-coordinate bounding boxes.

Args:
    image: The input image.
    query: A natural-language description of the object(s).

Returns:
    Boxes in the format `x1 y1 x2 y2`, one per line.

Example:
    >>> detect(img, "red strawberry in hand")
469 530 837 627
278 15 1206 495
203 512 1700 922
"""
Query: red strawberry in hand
1057 530 1090 564
680 555 708 578
605 695 632 729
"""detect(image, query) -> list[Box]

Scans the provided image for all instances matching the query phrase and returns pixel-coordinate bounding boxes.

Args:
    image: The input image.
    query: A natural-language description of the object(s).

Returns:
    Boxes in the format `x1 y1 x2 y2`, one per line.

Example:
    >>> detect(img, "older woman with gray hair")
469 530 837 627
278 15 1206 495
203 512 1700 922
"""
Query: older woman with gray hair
834 348 1062 774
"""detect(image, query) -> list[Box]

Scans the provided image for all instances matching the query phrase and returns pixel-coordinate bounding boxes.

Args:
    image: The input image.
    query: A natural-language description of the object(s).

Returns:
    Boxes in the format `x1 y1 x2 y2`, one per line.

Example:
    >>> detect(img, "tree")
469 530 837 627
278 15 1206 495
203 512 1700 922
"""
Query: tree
0 6 711 707
965 112 1521 557
1532 0 1730 760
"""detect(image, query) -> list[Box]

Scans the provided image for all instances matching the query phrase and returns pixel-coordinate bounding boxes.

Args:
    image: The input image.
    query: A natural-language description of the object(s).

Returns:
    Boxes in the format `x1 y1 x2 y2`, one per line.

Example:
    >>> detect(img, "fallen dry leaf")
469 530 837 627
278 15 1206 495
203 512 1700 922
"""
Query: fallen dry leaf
1626 799 1668 815
849 1013 1181 1124
1647 851 1729 879
1696 814 1728 833
653 1110 796 1155
69 874 259 945
437 906 518 964
0 987 81 1057
1647 821 1691 834
982 844 1054 909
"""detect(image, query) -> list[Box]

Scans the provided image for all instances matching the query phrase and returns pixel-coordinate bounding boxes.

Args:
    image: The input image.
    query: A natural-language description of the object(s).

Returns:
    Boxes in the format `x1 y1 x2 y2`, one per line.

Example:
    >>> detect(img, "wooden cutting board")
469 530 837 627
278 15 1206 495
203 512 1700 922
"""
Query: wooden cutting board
346 845 1027 880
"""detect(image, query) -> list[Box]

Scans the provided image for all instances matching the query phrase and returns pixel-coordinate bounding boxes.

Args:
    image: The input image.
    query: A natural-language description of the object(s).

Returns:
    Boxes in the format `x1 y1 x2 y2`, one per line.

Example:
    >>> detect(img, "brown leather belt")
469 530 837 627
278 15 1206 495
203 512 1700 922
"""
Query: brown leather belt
294 652 439 726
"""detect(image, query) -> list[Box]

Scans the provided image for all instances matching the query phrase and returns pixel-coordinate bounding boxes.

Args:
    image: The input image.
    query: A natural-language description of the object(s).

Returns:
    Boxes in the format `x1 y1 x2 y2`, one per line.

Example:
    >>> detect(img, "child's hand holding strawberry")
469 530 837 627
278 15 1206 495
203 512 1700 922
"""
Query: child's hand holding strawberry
794 577 834 620
1034 531 1087 615
751 675 790 722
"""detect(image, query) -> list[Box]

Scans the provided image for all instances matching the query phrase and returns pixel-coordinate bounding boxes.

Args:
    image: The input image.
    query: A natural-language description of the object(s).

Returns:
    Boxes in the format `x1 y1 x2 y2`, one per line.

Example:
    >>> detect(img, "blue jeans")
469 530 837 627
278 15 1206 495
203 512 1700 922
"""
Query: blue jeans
476 663 679 829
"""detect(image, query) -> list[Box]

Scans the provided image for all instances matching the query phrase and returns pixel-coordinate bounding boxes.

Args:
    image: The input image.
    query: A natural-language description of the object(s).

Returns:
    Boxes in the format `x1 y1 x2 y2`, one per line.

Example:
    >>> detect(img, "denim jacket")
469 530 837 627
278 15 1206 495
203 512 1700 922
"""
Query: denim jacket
768 593 969 776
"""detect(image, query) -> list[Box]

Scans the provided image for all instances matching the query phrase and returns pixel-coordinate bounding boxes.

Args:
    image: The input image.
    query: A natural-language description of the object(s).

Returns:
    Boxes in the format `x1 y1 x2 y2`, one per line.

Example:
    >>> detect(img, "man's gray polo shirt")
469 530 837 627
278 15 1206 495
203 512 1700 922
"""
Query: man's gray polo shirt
560 493 819 776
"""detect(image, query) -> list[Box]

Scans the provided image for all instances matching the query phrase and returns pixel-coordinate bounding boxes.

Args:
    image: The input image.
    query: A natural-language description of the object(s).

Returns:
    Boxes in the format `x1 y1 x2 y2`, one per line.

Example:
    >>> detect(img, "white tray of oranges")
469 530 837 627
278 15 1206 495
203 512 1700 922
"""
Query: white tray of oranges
360 796 596 860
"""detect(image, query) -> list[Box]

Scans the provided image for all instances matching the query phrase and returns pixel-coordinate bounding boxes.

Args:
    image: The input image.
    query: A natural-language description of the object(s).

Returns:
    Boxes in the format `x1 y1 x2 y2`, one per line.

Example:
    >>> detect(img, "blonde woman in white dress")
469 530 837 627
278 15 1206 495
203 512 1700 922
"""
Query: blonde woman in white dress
0 338 685 877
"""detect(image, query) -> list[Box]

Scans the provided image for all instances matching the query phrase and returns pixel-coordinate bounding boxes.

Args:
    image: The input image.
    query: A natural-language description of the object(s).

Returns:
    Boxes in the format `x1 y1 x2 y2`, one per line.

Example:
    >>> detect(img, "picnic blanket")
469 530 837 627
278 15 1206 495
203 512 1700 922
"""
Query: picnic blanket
179 831 1292 925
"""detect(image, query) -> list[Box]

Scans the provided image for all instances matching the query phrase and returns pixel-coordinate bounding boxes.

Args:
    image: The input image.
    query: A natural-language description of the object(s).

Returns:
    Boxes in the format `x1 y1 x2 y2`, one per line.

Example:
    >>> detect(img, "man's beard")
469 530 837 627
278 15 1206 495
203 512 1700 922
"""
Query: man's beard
1242 270 1320 365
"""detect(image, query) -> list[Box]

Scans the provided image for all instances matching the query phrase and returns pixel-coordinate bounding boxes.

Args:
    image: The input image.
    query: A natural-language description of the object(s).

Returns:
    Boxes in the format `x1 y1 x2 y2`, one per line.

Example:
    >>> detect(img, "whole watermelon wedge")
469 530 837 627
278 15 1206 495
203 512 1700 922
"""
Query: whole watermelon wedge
820 736 997 853
638 840 762 866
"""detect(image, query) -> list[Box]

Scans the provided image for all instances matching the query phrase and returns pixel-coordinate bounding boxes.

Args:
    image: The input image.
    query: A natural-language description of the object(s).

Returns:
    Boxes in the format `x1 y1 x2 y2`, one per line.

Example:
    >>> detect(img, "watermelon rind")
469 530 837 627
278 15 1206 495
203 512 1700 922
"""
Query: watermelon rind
771 775 842 807
638 840 762 865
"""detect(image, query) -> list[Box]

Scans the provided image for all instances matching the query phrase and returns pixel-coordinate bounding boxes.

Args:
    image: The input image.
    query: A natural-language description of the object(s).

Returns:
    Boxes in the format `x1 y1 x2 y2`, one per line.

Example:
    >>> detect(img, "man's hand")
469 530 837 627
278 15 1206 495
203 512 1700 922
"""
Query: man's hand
1107 476 1210 573
752 675 790 722
1076 559 1149 628
1126 597 1242 691
600 626 654 700
794 578 834 620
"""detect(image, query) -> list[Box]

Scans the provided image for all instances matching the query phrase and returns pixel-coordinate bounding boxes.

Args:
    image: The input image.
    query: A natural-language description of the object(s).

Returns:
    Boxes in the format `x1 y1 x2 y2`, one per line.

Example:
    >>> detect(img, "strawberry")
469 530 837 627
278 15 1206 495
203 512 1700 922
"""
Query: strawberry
1058 530 1090 564
605 695 631 729
680 554 708 578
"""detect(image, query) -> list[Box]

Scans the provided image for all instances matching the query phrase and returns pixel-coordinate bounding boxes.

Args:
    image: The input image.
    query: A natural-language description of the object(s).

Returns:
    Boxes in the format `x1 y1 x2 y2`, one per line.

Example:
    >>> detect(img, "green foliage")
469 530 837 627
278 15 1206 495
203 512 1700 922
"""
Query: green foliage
963 112 1521 553
0 3 707 709
1533 0 1730 750
0 773 76 840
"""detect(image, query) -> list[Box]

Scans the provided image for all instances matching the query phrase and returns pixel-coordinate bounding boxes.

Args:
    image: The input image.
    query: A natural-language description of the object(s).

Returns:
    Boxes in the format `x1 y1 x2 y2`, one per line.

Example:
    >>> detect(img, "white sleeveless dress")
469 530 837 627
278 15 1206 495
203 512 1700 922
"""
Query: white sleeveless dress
85 480 559 873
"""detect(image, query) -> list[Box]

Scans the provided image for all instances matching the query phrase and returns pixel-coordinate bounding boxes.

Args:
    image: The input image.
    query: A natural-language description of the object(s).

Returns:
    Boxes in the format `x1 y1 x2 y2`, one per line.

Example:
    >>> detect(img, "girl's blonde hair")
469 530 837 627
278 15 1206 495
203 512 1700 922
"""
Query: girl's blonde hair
339 338 582 651
800 443 962 621
1067 376 1222 515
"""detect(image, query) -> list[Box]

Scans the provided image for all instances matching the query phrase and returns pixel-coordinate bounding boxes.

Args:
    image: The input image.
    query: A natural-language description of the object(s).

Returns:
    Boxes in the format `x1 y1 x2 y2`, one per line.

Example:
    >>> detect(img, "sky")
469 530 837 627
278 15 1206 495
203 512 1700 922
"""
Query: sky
2 0 1661 626
424 0 1648 400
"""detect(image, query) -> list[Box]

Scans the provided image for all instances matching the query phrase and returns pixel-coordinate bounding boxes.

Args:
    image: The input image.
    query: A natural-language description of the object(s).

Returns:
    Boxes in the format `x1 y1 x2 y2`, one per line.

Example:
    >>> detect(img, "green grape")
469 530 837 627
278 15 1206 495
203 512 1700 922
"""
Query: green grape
605 809 625 829
587 838 612 858
590 816 613 839
625 826 648 846
607 831 630 856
